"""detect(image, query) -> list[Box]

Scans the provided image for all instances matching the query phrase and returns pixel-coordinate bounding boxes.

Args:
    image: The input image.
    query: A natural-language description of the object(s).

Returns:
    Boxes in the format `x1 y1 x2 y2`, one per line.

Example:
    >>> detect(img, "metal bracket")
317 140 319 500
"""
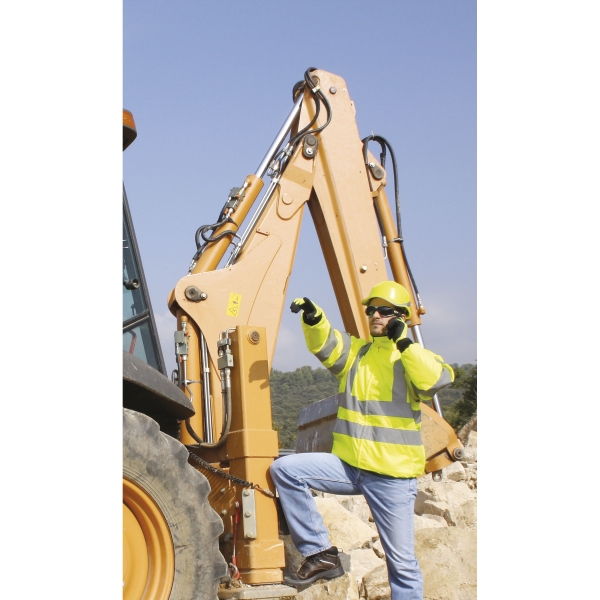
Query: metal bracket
241 489 257 539
302 134 319 159
174 330 188 356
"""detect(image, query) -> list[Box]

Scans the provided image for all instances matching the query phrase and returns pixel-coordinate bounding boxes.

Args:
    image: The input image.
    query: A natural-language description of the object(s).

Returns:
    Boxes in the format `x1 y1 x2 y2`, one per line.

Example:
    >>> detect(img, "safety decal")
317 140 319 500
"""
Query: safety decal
226 293 242 317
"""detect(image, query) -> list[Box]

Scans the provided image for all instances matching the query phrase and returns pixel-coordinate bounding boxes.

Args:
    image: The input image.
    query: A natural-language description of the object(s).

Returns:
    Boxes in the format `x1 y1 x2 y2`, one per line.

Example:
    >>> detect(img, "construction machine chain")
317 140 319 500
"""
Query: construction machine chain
187 450 275 498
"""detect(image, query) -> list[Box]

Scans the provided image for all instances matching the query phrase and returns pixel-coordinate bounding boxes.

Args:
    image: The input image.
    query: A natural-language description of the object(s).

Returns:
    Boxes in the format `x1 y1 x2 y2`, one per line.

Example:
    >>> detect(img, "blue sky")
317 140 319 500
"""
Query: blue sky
3 2 600 596
124 2 476 374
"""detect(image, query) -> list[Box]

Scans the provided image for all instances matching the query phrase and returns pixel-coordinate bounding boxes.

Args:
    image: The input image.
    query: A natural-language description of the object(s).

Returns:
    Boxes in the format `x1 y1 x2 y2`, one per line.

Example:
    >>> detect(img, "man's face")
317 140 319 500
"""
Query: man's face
367 297 401 337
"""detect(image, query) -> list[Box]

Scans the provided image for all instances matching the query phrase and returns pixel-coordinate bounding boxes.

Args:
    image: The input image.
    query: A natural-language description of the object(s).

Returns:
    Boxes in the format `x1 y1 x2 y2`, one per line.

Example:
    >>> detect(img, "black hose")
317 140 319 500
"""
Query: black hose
288 68 332 150
190 68 332 266
183 384 232 450
362 134 422 302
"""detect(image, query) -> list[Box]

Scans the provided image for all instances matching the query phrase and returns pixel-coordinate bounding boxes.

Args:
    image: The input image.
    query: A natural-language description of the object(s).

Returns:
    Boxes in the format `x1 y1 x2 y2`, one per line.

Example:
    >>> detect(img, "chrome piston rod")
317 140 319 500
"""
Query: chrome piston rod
228 96 303 265
225 176 279 266
200 332 214 443
254 95 303 179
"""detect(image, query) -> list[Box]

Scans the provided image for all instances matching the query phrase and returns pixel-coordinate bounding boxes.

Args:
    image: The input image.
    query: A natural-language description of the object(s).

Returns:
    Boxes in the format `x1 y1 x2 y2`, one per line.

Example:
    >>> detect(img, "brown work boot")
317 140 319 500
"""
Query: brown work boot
283 546 344 587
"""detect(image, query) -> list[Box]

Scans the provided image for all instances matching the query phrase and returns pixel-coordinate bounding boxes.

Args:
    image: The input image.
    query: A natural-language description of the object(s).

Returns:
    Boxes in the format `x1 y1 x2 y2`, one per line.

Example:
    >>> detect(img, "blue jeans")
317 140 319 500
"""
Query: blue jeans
270 452 423 600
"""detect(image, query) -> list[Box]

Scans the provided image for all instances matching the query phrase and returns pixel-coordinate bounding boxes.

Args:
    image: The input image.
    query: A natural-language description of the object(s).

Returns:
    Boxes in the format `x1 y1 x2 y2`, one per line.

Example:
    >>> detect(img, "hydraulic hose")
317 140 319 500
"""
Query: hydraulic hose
362 134 422 305
184 382 232 449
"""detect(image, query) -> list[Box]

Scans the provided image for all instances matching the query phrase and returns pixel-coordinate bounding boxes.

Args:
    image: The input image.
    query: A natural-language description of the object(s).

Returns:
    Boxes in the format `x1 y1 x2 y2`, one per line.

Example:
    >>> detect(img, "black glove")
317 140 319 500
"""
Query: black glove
290 297 322 325
386 317 413 352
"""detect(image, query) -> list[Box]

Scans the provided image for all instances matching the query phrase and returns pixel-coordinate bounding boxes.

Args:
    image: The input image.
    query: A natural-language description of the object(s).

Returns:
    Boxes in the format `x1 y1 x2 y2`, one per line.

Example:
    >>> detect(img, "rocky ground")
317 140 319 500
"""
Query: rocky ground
285 429 477 600
222 426 477 599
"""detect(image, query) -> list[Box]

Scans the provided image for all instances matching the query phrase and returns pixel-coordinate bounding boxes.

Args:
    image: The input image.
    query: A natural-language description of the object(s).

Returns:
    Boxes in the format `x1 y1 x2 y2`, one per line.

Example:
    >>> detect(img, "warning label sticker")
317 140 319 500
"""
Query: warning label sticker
226 293 242 317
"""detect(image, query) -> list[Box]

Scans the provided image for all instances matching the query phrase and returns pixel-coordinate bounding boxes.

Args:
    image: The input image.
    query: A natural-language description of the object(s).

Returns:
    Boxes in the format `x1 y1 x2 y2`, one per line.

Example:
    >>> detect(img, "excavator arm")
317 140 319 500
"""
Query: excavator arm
166 69 463 587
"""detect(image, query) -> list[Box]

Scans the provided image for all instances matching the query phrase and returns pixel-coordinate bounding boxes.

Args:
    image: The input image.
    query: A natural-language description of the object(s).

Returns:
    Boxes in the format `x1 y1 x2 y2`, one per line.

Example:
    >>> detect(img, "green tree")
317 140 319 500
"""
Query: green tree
444 364 477 431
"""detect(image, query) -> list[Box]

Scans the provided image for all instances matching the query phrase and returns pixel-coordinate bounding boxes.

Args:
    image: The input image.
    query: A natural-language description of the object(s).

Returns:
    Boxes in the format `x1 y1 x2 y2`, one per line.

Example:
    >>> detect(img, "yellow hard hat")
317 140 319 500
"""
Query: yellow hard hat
361 281 412 318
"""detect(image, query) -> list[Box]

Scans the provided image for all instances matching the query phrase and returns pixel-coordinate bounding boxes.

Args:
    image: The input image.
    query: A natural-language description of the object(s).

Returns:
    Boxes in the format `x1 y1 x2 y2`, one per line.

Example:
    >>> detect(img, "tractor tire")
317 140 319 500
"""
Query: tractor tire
123 408 228 600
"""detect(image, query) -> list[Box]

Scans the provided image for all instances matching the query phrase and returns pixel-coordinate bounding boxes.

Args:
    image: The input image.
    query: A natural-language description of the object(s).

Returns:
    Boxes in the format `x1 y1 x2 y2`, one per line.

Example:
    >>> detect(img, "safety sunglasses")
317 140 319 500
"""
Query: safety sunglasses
365 305 399 318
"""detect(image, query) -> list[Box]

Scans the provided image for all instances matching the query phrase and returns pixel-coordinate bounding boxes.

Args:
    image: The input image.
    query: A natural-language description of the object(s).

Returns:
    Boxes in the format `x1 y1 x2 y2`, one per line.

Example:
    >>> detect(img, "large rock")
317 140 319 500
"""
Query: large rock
372 540 385 559
415 514 448 530
415 527 477 600
416 481 476 529
466 430 477 451
314 497 379 550
347 548 385 587
360 564 391 600
444 461 466 482
281 534 306 574
419 500 456 526
461 446 477 465
296 573 359 600
321 494 374 527
356 528 478 600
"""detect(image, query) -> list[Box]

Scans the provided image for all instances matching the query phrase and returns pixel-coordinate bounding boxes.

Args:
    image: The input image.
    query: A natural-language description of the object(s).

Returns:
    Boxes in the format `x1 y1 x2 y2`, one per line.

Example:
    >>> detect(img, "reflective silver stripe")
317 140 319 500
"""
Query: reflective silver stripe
339 393 420 421
339 352 420 423
328 333 352 376
314 327 338 361
345 343 371 390
392 361 421 422
334 419 423 446
413 367 453 397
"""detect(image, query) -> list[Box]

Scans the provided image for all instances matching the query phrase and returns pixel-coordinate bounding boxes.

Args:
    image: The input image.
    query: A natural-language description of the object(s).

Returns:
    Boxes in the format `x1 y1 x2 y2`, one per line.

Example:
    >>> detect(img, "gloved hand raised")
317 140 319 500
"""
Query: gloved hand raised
290 297 322 325
385 317 406 342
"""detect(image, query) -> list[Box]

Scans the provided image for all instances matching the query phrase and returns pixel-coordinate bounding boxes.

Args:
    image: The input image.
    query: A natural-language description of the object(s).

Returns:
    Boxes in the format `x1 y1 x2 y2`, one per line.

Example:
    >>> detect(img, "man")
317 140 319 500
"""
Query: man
270 281 454 599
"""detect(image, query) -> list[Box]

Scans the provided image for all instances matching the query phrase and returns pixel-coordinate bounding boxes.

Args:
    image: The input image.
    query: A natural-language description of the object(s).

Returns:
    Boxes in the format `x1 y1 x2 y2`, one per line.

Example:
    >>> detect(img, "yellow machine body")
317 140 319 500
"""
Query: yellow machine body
124 69 464 596
167 70 463 584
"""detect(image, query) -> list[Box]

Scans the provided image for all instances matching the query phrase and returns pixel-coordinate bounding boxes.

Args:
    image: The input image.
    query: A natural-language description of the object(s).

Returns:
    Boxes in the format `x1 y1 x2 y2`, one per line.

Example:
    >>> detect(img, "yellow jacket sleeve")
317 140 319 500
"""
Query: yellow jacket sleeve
301 313 365 382
400 343 454 400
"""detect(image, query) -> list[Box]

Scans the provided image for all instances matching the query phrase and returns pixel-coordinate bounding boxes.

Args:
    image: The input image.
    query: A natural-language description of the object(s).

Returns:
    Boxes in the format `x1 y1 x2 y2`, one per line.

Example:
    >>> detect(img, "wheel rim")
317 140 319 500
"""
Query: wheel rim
123 478 175 600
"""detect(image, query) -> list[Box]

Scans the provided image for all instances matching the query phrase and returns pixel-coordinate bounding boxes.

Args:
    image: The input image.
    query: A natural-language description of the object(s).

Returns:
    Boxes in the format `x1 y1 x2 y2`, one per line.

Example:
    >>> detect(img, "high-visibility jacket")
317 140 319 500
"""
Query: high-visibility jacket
302 313 454 478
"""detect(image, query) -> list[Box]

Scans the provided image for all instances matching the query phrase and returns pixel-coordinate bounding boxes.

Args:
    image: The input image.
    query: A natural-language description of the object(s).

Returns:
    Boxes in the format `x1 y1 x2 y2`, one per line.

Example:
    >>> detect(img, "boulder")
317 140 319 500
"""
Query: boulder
416 481 476 528
466 430 477 451
414 488 435 514
314 497 379 550
415 527 477 600
461 448 477 465
347 548 385 588
321 494 373 527
444 461 466 482
372 540 385 559
360 564 391 600
281 534 306 574
419 500 456 526
296 573 359 600
415 514 447 529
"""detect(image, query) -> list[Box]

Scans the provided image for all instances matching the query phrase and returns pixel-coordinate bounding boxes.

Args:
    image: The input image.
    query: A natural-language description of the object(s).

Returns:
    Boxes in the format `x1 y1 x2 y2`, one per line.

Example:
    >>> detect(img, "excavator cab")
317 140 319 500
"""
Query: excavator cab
122 109 165 374
122 109 229 600
123 187 165 374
